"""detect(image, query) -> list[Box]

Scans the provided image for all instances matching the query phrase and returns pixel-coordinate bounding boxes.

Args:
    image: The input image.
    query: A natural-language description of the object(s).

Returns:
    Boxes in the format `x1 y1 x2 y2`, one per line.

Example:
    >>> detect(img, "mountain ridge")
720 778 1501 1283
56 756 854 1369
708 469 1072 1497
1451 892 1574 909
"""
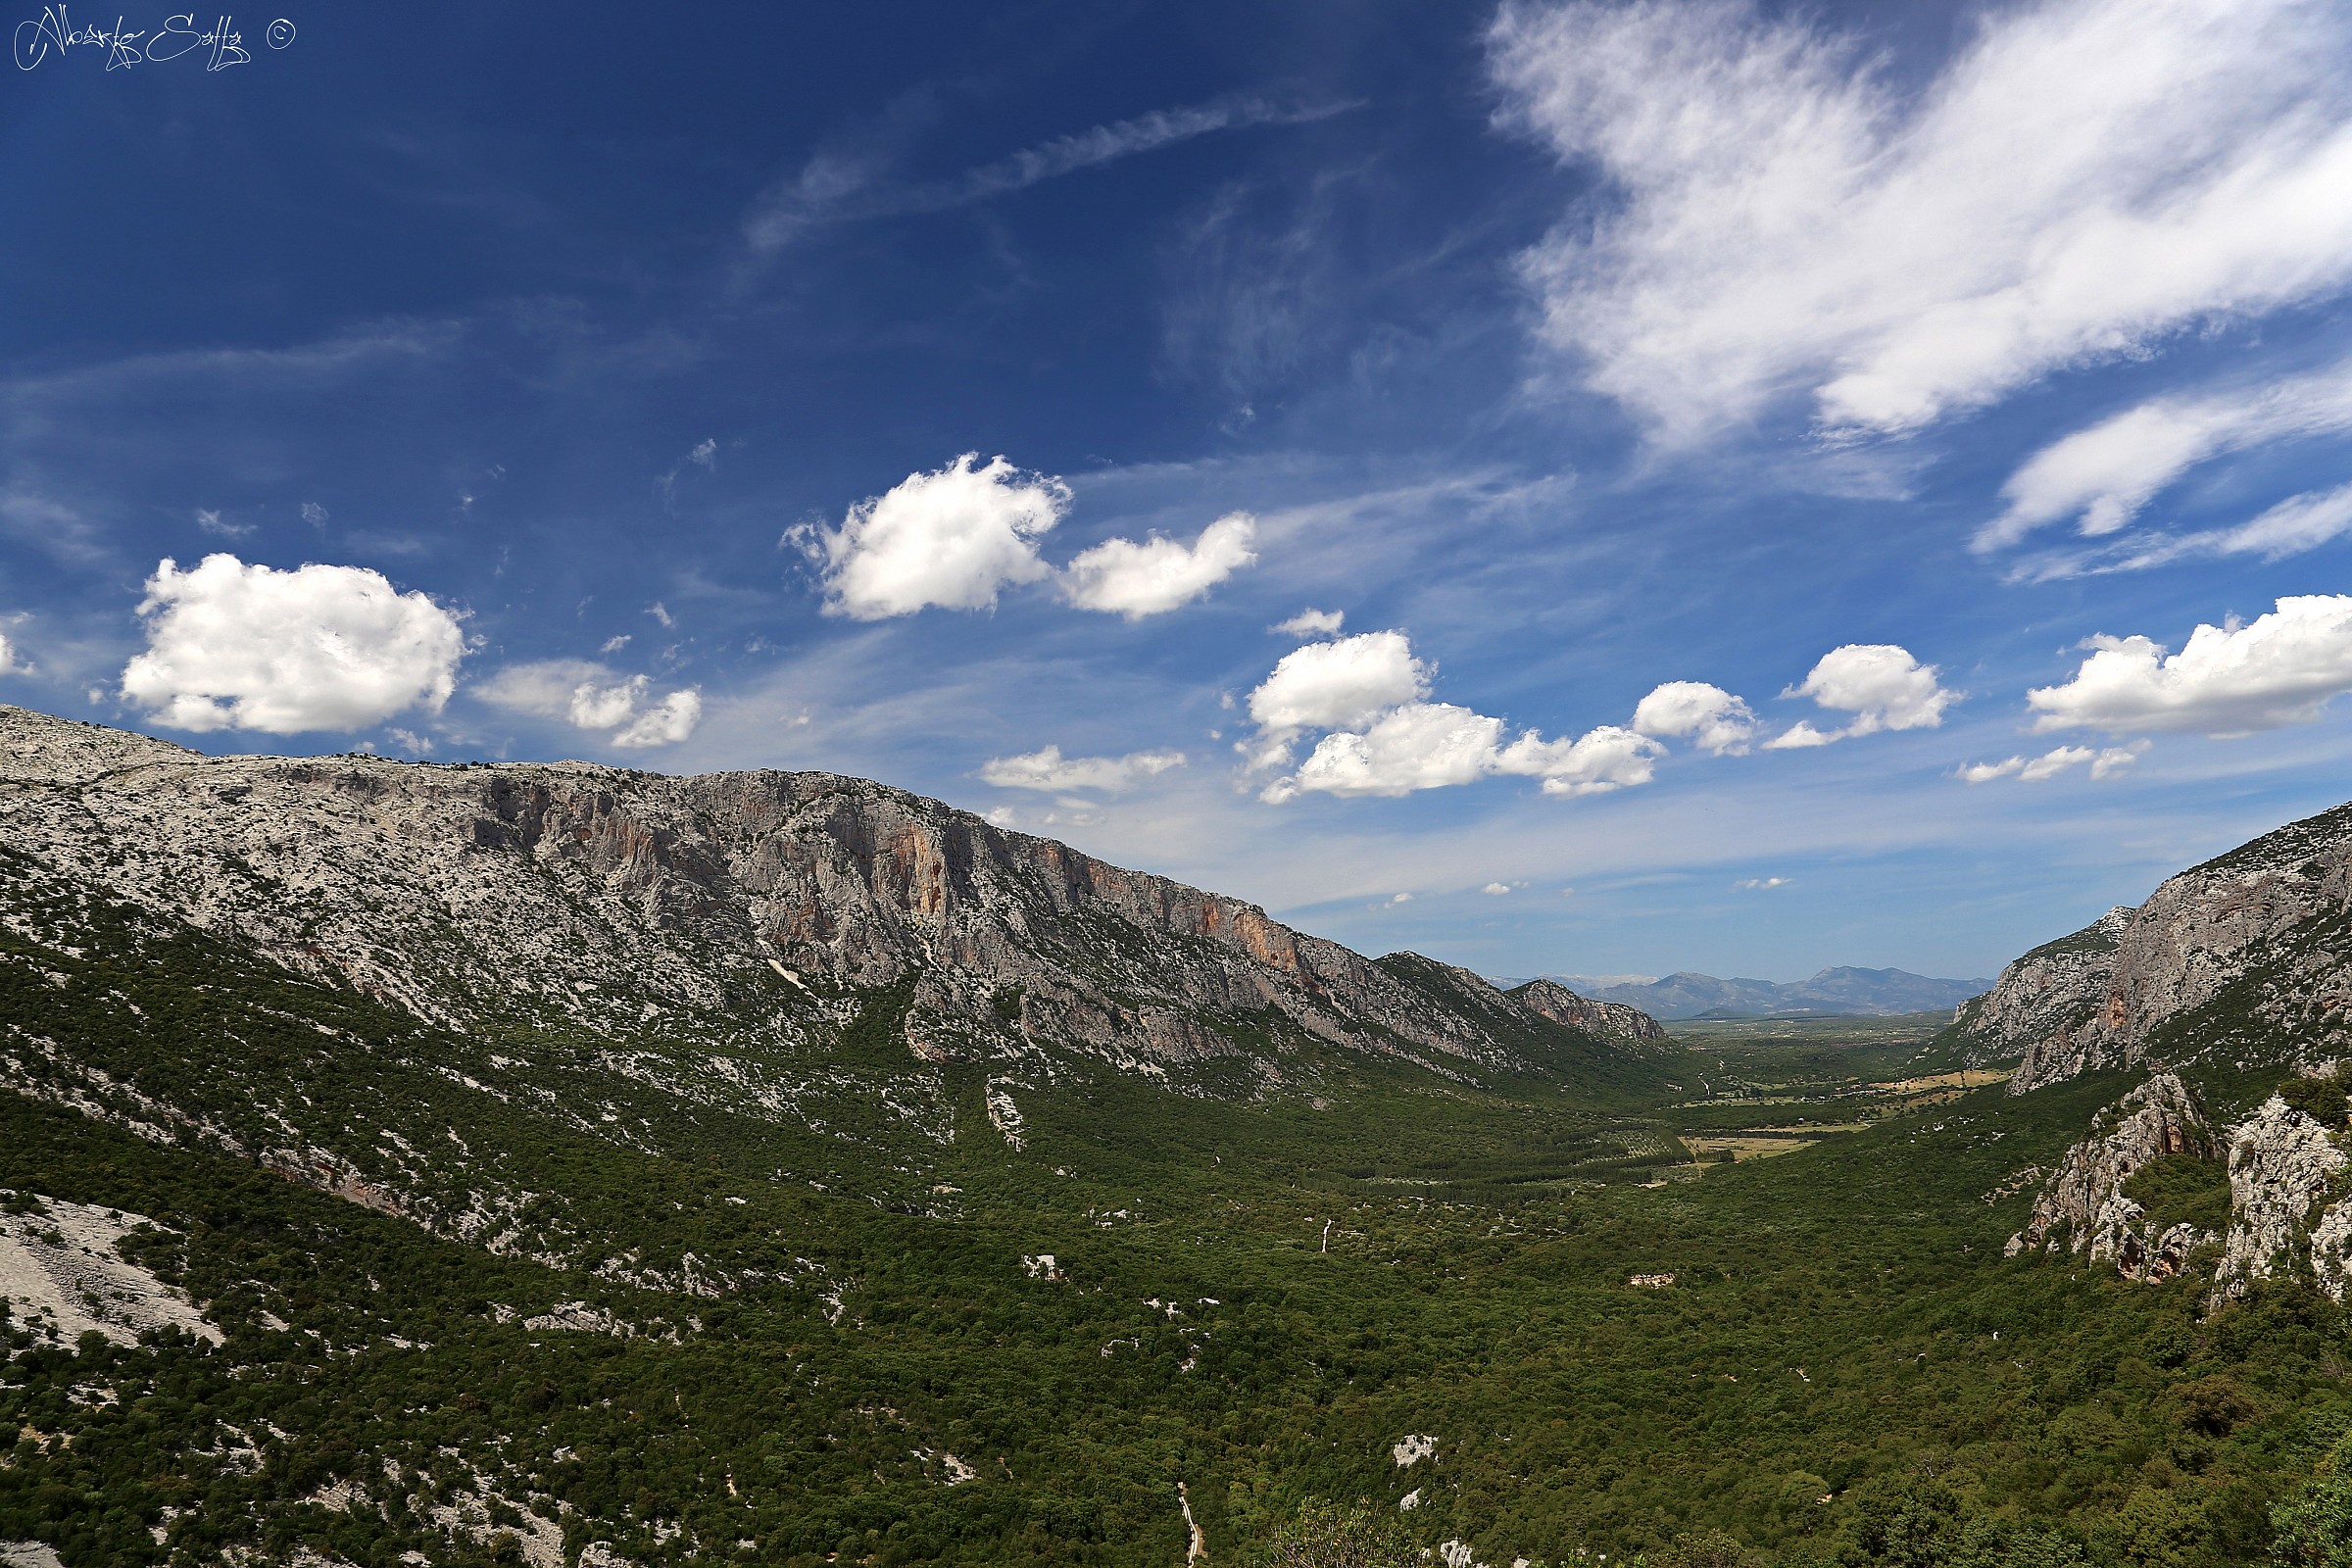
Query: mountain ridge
0 705 1667 1099
1551 965 1993 1019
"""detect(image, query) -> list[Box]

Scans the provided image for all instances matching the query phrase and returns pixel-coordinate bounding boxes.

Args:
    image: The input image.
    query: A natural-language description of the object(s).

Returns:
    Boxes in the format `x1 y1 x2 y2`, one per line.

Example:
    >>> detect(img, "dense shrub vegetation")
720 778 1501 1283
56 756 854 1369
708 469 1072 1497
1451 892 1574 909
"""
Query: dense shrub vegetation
3 859 2351 1565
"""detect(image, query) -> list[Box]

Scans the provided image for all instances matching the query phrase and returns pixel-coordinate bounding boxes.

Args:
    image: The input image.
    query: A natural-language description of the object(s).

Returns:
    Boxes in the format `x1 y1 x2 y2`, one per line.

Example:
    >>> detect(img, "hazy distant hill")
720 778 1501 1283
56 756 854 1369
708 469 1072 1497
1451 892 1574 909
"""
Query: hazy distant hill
1553 965 1994 1019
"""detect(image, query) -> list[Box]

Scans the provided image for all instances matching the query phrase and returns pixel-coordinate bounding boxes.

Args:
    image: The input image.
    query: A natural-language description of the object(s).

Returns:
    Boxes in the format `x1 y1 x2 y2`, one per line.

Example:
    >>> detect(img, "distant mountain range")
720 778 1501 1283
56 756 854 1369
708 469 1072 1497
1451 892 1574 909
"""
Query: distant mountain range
1541 966 1995 1020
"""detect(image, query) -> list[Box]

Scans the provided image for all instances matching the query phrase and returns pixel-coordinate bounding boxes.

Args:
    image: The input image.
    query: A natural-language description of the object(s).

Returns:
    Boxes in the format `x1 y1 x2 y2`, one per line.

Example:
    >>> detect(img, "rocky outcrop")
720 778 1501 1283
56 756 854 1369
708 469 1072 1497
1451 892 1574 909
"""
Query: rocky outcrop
0 707 1654 1089
1508 979 1668 1044
1960 798 2352 1093
2215 1095 2351 1302
2009 1073 2220 1282
1958 906 2132 1079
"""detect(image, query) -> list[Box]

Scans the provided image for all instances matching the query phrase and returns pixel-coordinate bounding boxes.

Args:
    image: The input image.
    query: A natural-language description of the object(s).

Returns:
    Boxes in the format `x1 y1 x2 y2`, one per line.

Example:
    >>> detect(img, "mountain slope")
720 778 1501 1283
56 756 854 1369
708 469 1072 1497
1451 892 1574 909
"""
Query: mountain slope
1956 800 2352 1092
0 707 1665 1099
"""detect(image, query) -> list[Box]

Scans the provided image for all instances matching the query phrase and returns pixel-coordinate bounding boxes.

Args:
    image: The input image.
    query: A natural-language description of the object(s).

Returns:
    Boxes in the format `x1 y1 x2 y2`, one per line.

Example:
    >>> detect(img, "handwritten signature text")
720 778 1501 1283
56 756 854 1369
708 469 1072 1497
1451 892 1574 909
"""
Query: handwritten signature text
15 8 295 71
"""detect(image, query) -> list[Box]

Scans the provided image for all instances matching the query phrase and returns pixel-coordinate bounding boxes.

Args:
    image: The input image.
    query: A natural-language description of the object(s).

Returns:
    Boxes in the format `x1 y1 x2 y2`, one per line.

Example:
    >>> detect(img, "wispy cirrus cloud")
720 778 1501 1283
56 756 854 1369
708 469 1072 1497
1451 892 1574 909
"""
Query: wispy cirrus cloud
745 94 1357 252
1488 0 2352 443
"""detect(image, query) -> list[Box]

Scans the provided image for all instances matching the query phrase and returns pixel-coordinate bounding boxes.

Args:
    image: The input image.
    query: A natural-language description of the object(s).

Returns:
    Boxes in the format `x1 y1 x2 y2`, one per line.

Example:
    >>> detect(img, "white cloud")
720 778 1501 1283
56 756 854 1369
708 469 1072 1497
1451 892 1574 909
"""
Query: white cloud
0 632 19 675
1957 743 2142 783
1060 513 1256 618
120 555 464 735
1984 360 2352 550
688 438 717 468
475 659 703 748
1498 723 1664 798
1482 881 1512 896
1243 633 1735 803
1782 645 1954 741
1631 680 1755 754
612 689 702 749
1247 631 1429 742
978 745 1187 793
1761 719 1836 751
2027 481 2352 579
1734 876 1789 890
194 508 251 538
299 502 328 527
600 633 632 654
1489 0 2352 442
1272 702 1509 800
798 454 1068 619
1272 608 1345 638
746 95 1354 251
2028 595 2352 736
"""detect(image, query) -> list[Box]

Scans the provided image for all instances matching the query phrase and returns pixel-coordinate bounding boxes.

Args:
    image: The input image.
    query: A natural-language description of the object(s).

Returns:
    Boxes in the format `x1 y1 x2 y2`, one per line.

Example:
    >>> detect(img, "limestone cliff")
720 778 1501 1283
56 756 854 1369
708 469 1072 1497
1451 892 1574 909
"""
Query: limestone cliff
1955 906 2132 1078
1956 800 2352 1094
2008 1073 2219 1283
0 707 1661 1091
1508 979 1671 1047
2215 1094 2352 1304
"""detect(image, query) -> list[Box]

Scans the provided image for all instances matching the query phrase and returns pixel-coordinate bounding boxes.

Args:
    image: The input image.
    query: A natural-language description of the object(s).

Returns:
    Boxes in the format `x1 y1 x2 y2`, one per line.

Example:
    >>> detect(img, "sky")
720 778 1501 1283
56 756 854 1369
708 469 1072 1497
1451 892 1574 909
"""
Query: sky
6 0 2352 985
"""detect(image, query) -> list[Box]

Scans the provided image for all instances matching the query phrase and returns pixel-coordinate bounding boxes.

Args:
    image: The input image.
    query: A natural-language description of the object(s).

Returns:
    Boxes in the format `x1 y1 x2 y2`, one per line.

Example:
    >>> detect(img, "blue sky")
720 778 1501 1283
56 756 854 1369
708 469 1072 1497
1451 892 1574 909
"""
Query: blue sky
7 0 2352 983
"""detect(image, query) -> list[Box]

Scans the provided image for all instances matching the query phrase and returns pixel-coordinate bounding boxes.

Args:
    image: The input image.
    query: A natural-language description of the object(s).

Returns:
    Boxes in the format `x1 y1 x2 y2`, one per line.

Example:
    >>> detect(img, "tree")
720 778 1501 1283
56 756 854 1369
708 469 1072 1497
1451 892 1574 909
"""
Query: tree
1265 1499 1417 1568
2273 1478 2352 1567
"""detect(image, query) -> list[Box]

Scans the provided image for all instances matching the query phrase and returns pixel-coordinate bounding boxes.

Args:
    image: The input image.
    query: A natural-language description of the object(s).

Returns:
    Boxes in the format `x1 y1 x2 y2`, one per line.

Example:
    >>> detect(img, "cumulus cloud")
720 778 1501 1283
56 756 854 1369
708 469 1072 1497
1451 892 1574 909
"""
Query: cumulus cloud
1247 632 1666 803
1247 631 1429 743
1984 359 2352 551
978 745 1186 793
1495 723 1664 798
1761 719 1836 751
1060 513 1256 618
1272 608 1345 638
1272 703 1510 800
1777 645 1954 743
1489 0 2352 442
612 690 702 749
2028 596 2352 736
1482 882 1512 896
119 555 464 734
1957 744 2142 783
1631 680 1756 754
0 632 19 675
799 454 1068 619
802 455 1254 619
475 659 703 748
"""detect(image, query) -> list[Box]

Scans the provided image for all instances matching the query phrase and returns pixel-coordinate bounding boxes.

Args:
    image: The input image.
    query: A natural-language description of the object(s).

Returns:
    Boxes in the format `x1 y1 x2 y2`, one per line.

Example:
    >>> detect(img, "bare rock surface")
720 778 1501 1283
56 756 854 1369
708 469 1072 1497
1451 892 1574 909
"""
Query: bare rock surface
0 707 1653 1087
0 1192 220 1346
2217 1095 2350 1301
1959 906 2132 1080
1958 799 2352 1093
2010 1073 2219 1281
1510 979 1670 1045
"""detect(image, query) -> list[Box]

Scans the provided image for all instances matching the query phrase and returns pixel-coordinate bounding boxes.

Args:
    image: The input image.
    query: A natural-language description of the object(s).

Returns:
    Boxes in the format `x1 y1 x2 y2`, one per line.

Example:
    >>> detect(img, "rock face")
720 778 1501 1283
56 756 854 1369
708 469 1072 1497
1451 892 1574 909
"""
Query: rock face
2216 1095 2351 1302
0 707 1659 1089
1958 799 2352 1093
1957 906 2132 1080
2010 1073 2220 1282
1508 979 1670 1045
